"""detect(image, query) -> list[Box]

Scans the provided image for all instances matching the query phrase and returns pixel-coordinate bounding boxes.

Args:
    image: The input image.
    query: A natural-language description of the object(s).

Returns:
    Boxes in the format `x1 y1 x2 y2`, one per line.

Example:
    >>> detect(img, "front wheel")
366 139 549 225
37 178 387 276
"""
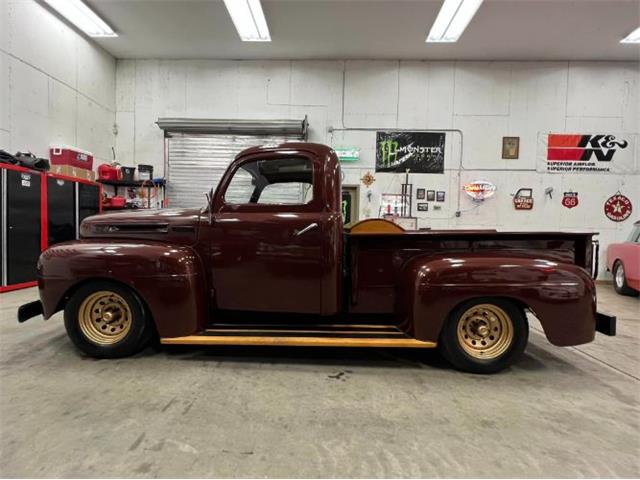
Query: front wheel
612 261 639 297
438 298 528 374
64 281 154 358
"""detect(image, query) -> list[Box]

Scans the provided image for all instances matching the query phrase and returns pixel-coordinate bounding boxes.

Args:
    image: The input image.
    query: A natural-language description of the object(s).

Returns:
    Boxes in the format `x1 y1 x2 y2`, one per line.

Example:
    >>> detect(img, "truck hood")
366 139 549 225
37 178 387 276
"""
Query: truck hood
80 208 202 245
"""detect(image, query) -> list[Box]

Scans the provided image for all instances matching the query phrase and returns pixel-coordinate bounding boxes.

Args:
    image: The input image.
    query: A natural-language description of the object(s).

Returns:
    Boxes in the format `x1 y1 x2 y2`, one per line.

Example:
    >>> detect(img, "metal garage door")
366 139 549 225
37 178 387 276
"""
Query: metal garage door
167 133 303 208
158 117 308 208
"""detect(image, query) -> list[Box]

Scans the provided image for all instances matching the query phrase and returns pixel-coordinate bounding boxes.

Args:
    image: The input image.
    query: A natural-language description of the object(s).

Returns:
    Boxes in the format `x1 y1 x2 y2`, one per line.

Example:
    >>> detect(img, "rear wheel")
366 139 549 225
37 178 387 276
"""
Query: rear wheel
438 298 528 374
612 261 639 297
64 281 153 358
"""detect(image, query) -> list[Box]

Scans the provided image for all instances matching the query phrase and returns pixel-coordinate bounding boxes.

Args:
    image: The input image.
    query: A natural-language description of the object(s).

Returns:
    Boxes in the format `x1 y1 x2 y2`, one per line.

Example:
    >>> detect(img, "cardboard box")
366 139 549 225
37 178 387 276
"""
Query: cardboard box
50 164 96 182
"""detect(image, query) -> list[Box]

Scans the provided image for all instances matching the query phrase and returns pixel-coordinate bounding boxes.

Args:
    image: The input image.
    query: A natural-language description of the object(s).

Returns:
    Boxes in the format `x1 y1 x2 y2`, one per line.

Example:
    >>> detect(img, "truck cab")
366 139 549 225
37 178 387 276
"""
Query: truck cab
18 143 616 374
202 143 343 315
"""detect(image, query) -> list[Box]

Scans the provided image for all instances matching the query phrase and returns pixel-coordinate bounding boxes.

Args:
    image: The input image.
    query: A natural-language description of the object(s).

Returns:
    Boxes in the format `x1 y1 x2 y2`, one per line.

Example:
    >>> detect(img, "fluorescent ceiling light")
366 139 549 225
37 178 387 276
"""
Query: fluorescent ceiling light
42 0 117 37
223 0 271 42
426 0 483 43
620 27 640 44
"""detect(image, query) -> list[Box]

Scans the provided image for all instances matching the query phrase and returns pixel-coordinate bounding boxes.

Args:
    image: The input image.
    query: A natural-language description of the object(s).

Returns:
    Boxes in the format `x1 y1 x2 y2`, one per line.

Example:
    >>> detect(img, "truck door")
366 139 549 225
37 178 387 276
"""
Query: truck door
207 152 326 314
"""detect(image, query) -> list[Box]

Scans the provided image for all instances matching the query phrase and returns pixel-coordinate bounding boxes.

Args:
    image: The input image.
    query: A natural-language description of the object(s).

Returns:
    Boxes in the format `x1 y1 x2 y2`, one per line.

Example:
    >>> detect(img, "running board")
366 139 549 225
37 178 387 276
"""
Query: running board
160 324 436 349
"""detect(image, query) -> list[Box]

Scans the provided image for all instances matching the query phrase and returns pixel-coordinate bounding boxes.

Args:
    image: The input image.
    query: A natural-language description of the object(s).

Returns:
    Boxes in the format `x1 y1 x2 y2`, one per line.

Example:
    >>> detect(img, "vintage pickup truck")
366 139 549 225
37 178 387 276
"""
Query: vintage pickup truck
18 142 616 373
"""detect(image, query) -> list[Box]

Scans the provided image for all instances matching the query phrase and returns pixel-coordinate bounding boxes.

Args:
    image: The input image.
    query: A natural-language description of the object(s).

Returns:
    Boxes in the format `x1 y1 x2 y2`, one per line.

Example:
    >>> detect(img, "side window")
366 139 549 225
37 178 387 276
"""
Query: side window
223 157 313 206
224 168 254 204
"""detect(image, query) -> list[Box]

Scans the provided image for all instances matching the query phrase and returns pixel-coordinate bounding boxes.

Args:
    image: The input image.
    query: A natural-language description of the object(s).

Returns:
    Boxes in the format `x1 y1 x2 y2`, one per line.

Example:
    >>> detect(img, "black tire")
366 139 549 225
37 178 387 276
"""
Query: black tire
64 280 154 358
438 297 529 374
612 261 639 297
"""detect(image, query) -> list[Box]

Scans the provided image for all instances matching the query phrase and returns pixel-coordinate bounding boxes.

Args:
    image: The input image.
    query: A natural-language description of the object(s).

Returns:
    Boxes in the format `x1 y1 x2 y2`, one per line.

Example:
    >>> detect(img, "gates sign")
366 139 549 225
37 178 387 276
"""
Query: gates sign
513 188 533 210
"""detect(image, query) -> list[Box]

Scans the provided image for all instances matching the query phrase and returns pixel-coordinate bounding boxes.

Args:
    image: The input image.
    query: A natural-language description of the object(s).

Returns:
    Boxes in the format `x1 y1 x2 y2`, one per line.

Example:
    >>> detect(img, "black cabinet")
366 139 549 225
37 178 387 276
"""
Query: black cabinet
0 169 2 286
78 183 100 225
2 169 42 285
47 176 76 246
1 165 101 290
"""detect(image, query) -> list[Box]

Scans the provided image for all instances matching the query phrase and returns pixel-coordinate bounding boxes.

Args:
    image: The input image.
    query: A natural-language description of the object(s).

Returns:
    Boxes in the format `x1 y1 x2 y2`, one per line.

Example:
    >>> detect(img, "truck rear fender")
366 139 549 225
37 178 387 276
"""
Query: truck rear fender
37 241 208 338
397 255 597 347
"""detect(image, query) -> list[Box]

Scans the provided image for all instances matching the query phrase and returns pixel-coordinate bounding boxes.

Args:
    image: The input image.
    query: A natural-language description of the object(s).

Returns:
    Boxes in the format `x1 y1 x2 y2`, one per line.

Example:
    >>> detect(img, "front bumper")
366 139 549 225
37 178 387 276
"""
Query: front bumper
596 312 616 336
17 300 43 323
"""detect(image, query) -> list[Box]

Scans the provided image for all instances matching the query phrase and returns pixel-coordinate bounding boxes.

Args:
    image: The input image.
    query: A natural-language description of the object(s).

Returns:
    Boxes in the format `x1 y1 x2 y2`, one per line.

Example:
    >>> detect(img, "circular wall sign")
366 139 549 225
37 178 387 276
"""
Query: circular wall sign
604 194 632 222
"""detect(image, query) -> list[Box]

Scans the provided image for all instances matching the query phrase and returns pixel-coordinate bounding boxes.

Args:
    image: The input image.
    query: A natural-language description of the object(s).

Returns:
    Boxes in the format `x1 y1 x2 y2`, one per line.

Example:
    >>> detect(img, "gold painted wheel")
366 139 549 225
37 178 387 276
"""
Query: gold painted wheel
456 303 514 359
78 290 132 345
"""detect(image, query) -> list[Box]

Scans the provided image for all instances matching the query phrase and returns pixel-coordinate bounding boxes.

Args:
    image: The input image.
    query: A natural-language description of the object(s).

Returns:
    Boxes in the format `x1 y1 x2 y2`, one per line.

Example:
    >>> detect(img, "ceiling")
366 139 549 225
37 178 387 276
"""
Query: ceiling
85 0 640 61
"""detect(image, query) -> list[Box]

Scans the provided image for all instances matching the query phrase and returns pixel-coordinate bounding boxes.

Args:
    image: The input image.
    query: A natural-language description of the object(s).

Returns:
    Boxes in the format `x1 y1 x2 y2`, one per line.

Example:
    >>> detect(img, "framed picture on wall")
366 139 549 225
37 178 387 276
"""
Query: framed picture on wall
417 203 429 212
436 191 445 202
416 188 425 200
426 190 435 201
502 137 520 159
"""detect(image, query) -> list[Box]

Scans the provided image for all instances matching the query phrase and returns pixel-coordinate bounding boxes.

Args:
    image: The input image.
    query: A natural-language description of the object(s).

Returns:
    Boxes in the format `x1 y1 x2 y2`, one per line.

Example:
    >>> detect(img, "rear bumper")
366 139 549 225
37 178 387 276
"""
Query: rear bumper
596 312 616 336
17 300 43 323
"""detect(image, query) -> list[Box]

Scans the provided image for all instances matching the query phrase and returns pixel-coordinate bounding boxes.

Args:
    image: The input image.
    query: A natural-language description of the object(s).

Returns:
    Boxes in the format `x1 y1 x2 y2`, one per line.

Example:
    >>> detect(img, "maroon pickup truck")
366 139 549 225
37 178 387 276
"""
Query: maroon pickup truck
18 142 615 373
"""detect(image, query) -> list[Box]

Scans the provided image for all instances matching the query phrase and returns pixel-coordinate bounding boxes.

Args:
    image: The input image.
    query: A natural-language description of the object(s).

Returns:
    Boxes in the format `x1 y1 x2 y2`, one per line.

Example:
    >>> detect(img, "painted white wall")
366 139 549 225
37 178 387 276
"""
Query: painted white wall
0 0 116 165
115 59 639 277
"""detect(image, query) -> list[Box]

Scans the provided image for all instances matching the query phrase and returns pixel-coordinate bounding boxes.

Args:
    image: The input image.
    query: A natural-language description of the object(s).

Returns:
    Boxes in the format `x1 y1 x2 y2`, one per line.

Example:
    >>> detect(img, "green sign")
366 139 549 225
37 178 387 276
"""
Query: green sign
334 147 360 162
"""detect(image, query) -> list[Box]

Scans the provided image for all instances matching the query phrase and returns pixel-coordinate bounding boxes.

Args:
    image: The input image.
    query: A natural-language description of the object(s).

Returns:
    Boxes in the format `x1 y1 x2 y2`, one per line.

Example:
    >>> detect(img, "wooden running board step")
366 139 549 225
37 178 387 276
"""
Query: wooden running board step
161 324 437 348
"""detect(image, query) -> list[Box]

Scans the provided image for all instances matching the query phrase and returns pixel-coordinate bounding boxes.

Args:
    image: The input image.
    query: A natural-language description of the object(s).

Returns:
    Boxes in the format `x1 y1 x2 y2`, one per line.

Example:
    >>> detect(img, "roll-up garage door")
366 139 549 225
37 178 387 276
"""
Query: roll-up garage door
159 118 308 208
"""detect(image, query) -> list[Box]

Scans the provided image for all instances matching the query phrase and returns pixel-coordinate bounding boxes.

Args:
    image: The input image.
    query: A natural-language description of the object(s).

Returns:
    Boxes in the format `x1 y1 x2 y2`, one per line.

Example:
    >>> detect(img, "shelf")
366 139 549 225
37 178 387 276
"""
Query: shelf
98 178 165 187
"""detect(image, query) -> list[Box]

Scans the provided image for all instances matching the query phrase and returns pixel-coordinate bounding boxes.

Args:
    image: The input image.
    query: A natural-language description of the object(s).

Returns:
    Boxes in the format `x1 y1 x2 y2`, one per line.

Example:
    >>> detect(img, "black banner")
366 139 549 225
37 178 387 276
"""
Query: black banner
376 131 445 173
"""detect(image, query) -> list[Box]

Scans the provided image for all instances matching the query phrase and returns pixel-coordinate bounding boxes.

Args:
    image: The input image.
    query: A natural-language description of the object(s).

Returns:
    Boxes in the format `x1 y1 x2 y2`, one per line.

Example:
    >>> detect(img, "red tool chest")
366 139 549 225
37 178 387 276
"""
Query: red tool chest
0 163 102 293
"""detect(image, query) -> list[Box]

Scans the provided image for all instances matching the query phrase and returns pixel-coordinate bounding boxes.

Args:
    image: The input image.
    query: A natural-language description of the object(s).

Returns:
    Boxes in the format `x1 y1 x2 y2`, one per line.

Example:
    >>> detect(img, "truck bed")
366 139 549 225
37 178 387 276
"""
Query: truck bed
345 228 596 314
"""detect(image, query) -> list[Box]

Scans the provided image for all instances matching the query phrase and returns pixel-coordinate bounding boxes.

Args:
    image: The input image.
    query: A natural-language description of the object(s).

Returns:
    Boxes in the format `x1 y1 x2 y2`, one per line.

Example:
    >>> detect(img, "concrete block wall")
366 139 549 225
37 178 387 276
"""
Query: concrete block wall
0 0 116 165
115 59 639 277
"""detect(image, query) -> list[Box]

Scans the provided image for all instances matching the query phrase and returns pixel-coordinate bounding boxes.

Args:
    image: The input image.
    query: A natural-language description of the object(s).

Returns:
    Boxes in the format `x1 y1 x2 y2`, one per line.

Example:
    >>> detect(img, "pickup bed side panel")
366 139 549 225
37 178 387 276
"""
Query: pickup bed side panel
37 240 207 338
398 255 597 347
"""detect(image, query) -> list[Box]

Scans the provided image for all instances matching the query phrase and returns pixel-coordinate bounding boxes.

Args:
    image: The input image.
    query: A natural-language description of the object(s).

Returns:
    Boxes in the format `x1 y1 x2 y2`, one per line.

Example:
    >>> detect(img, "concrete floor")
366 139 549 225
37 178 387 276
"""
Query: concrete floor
0 285 638 478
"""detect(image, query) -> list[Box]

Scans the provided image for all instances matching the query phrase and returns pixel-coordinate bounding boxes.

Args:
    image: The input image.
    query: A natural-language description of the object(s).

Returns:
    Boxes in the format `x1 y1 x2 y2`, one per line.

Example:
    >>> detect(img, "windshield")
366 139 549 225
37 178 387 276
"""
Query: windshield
626 224 640 243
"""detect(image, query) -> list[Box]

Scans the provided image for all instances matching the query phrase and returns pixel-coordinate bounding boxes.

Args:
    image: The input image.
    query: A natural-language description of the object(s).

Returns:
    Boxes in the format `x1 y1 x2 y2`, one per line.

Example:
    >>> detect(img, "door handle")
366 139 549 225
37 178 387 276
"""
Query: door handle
294 222 319 237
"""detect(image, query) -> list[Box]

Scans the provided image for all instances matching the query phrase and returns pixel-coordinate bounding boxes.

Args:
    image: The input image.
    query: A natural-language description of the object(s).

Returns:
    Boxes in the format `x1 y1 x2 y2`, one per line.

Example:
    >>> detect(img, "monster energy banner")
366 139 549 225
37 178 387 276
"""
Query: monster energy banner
376 131 446 173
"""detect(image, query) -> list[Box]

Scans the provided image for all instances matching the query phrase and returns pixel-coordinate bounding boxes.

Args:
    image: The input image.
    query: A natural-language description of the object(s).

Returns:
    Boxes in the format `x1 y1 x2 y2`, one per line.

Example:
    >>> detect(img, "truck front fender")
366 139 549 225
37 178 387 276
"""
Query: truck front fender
397 254 597 346
37 240 207 338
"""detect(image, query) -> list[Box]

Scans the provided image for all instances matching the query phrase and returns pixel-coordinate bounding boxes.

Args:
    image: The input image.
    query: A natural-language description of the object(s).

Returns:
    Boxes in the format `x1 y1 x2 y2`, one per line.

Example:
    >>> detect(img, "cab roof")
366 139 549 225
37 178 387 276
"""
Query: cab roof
236 142 334 159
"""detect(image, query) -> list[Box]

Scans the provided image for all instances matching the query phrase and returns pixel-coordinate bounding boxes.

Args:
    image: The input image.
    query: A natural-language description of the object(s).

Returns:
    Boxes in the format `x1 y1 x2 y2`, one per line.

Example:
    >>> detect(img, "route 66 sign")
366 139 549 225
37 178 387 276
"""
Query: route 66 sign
604 193 632 222
562 192 579 209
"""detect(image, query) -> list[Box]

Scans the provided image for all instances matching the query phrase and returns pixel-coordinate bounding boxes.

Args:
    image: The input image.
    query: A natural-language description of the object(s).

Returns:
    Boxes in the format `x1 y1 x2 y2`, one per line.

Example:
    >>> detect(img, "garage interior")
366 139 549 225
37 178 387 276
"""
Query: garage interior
1 0 639 477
